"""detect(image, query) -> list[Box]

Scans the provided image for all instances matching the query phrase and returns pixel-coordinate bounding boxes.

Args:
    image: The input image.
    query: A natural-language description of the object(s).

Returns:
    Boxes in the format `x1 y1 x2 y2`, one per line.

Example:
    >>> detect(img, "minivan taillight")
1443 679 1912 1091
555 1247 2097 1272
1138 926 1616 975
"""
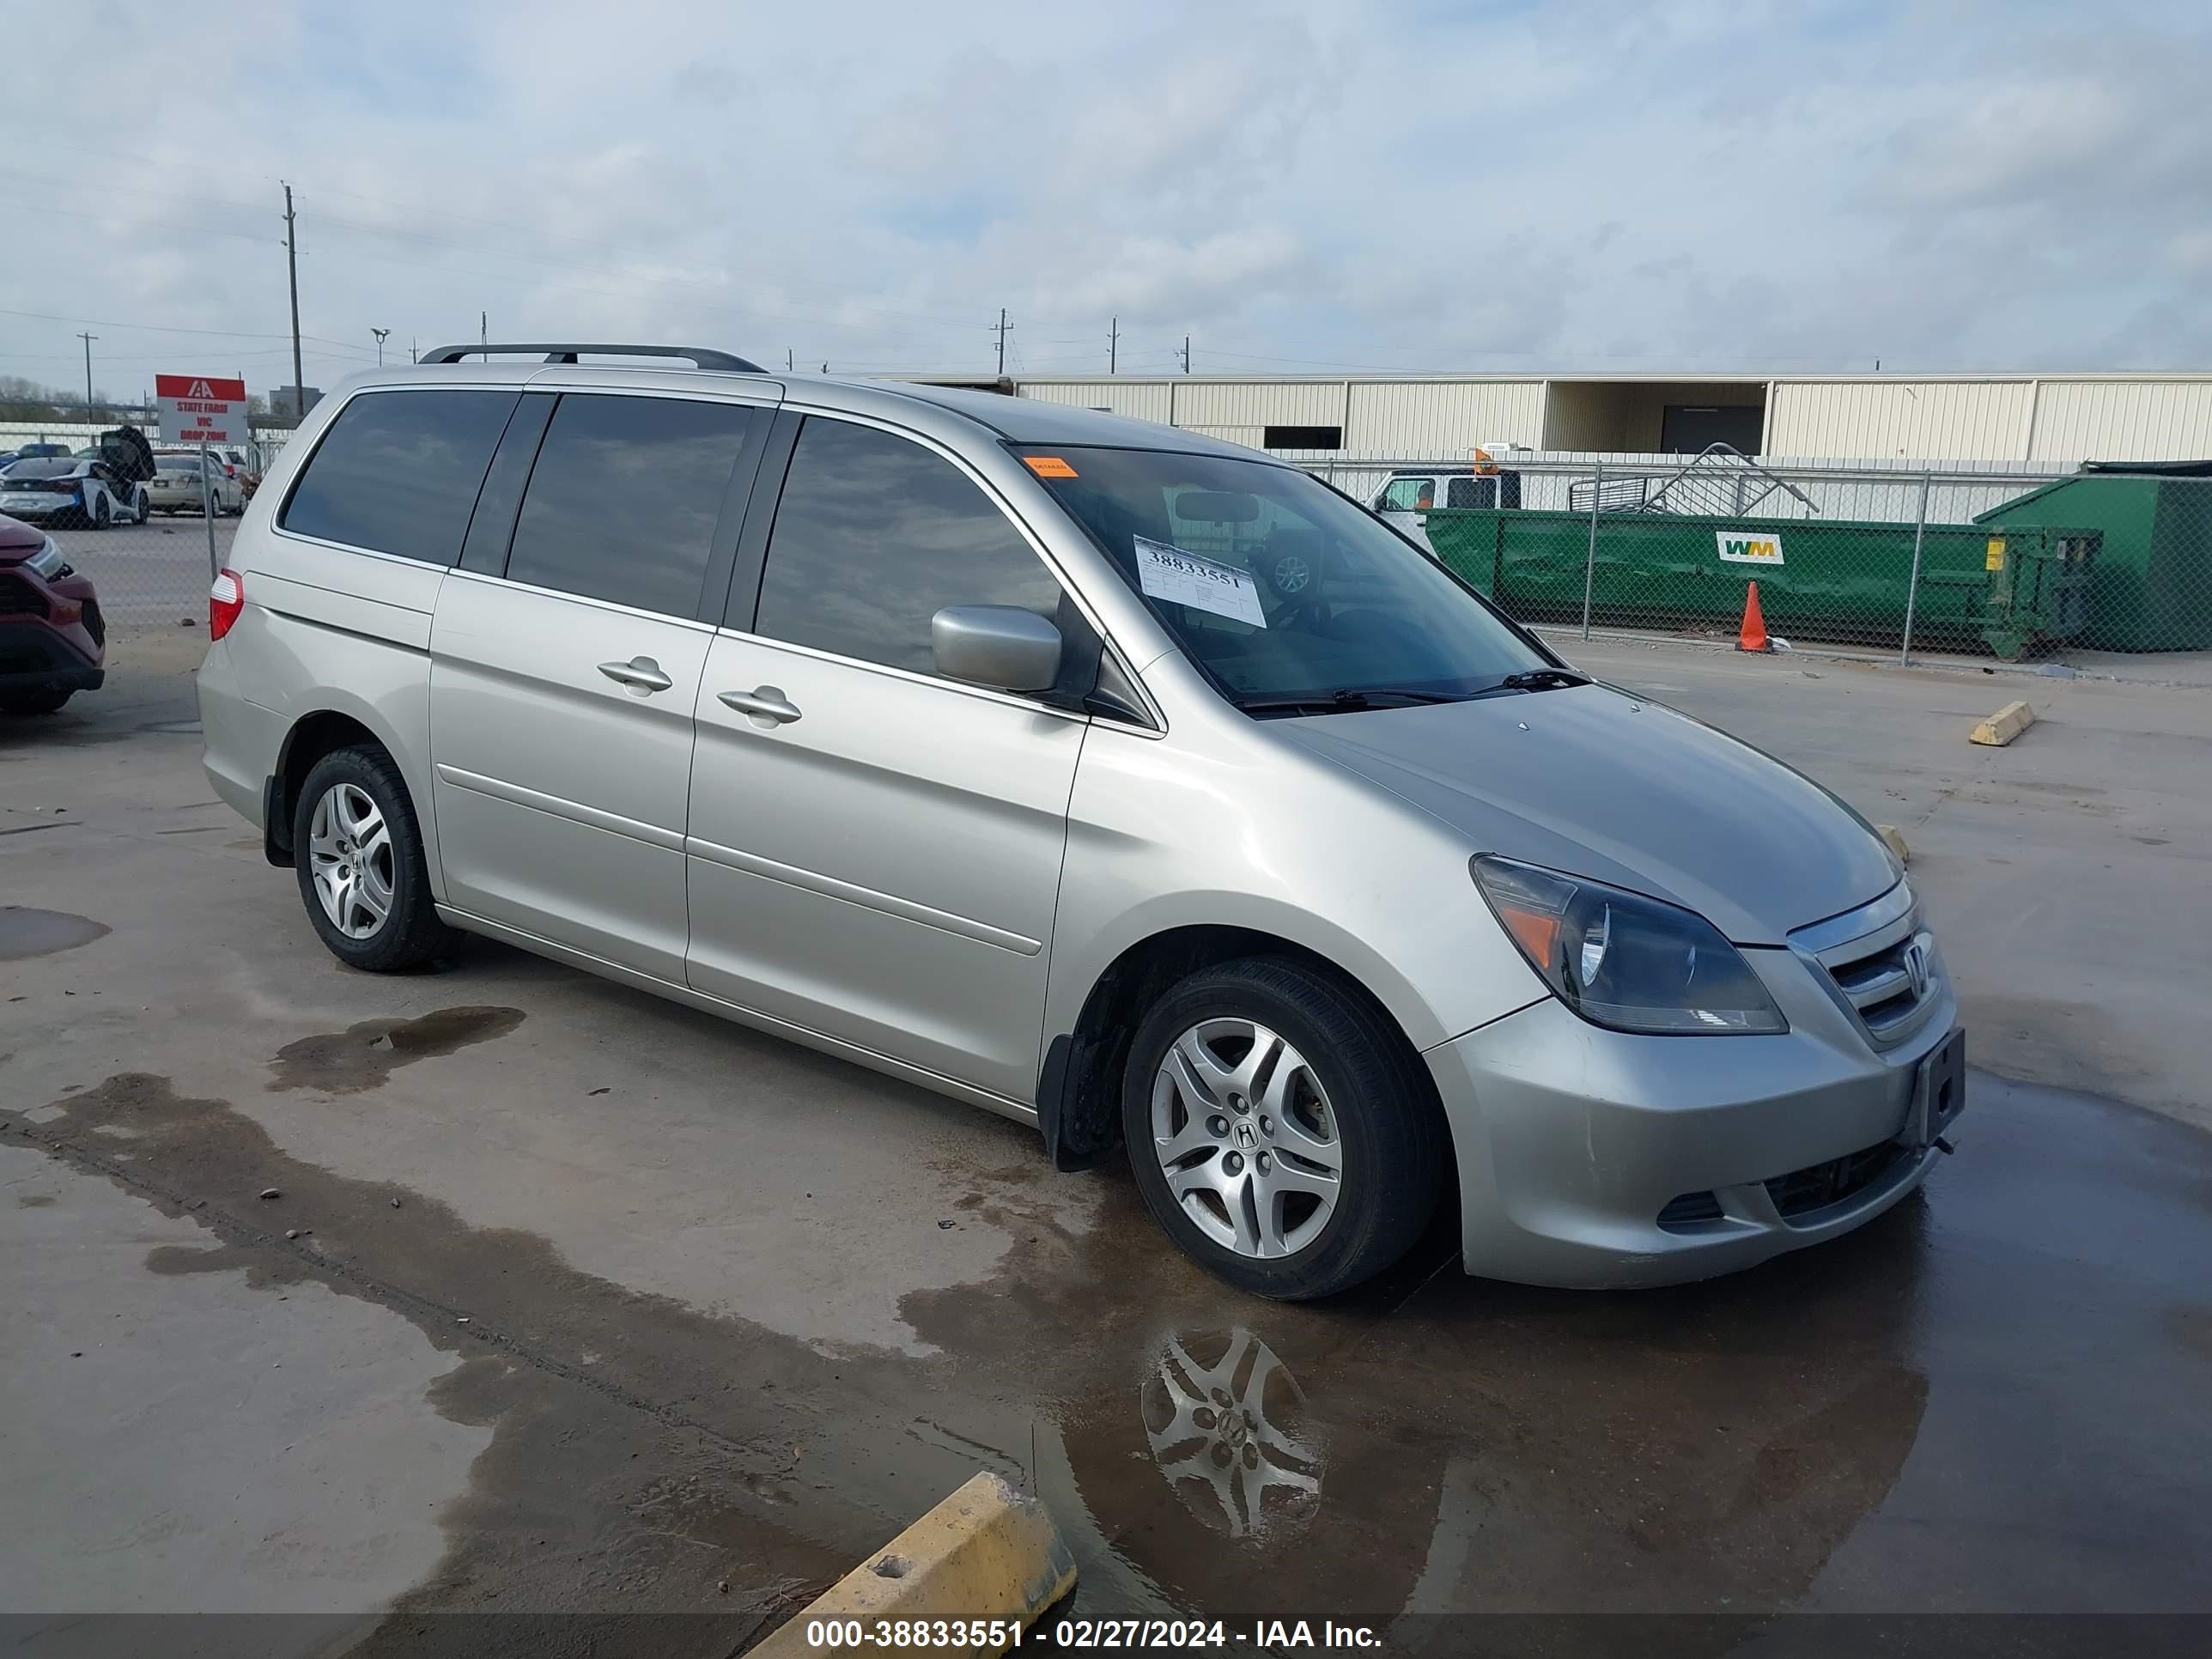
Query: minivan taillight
210 568 245 639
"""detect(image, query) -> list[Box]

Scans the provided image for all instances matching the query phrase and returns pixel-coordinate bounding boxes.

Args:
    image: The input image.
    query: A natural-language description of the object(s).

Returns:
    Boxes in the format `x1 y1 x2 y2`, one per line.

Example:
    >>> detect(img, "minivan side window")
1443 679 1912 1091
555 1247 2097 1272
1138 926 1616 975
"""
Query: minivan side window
506 394 753 619
750 417 1063 678
280 389 520 566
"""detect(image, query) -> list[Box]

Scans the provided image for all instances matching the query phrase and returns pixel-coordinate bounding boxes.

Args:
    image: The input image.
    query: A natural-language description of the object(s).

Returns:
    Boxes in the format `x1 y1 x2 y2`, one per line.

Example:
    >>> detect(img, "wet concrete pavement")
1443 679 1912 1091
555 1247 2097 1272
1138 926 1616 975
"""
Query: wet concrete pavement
3 630 2209 1651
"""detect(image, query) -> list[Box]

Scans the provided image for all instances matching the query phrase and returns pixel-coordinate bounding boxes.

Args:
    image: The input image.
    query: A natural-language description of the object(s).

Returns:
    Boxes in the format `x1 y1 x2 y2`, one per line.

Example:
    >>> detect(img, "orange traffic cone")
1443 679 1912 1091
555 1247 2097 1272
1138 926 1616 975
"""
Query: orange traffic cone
1736 580 1772 653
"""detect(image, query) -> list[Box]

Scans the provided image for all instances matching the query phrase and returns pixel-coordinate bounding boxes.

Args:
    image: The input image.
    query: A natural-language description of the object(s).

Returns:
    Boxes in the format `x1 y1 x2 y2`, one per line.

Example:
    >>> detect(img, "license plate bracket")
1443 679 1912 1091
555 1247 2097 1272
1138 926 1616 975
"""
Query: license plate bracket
1909 1028 1967 1151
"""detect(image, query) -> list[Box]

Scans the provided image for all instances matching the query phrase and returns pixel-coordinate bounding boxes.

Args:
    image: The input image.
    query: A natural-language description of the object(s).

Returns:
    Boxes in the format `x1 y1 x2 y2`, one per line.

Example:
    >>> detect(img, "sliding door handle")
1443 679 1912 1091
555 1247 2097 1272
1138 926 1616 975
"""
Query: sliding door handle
598 657 674 694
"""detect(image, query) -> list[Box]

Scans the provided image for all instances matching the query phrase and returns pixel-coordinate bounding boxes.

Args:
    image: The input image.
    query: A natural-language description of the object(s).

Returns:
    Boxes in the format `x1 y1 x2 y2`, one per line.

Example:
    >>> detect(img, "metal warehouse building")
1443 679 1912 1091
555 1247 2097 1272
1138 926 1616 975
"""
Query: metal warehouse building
939 372 2212 466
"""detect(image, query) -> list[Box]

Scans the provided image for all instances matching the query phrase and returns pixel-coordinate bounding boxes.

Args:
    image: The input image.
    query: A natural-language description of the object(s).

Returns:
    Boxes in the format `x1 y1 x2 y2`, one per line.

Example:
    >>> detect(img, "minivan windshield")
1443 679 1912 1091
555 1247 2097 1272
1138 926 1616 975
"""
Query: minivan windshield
1021 446 1553 712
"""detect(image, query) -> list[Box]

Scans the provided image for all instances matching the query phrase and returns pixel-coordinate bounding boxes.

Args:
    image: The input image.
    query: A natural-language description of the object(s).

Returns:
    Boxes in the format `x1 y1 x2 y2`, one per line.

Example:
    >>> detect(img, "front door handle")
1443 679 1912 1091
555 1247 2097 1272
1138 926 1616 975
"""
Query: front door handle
717 685 803 726
598 656 673 694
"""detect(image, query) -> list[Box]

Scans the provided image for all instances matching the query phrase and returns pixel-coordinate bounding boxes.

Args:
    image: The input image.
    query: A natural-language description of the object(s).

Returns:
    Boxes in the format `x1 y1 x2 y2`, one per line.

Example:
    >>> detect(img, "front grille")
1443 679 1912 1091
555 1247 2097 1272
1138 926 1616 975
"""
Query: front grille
1793 885 1940 1049
0 573 48 617
1828 930 1927 1035
1765 1138 1908 1219
1657 1190 1725 1231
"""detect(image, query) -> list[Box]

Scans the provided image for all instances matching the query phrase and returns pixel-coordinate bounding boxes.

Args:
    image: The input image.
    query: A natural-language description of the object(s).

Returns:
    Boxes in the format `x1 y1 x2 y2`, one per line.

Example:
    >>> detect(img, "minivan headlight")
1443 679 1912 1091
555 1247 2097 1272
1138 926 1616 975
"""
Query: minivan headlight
1470 854 1787 1035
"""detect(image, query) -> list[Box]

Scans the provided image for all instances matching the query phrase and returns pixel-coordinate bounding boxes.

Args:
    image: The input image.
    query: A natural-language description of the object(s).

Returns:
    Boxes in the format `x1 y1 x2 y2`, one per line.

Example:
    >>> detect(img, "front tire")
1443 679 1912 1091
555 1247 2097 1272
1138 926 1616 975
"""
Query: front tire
292 745 458 971
1122 957 1445 1300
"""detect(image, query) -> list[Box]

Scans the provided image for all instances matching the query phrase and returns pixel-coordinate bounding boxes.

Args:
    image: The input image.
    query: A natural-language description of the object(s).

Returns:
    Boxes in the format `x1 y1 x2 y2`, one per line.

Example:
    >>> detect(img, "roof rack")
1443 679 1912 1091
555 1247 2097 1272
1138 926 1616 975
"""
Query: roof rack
418 343 766 373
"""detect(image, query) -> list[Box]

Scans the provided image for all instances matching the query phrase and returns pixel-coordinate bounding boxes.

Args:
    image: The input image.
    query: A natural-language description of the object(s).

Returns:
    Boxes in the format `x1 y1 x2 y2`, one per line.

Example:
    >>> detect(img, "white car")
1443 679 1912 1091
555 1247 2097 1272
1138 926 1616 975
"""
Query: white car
0 458 149 528
149 453 245 516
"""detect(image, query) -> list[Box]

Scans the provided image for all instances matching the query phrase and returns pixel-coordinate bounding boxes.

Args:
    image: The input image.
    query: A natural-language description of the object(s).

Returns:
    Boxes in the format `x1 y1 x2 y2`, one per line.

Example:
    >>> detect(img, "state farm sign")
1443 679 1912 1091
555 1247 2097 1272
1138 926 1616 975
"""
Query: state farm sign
155 374 249 446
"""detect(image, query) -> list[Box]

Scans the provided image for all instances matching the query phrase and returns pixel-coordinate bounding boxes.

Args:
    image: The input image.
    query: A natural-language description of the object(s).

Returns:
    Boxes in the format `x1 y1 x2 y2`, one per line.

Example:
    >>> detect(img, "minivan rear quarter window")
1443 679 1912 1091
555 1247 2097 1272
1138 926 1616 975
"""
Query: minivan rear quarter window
280 388 520 565
506 394 753 618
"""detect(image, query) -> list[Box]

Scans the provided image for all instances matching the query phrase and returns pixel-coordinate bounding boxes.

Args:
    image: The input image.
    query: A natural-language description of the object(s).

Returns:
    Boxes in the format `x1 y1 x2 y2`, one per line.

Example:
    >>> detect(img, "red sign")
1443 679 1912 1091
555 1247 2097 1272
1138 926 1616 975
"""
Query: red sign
154 374 250 445
154 374 248 403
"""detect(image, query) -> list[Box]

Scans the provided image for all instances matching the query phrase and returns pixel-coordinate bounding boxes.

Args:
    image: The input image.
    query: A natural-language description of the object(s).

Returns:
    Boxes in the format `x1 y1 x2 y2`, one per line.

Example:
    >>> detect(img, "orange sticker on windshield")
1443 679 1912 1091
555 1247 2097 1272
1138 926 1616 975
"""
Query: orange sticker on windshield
1023 454 1079 477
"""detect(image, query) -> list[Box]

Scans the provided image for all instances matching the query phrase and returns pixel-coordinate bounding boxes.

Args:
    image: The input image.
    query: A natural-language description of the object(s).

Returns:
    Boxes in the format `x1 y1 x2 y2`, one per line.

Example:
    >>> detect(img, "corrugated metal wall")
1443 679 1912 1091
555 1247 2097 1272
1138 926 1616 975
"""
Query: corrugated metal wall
1014 381 1176 423
1766 380 2036 460
2027 380 2212 463
1348 380 1545 454
1006 376 2212 465
1170 380 1346 427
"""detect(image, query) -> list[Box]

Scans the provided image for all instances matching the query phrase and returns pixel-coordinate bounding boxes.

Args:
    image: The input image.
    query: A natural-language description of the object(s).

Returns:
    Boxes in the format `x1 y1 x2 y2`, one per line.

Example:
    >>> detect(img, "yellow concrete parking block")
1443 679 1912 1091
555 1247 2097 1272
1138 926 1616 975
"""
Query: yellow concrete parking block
750 1471 1076 1658
1969 700 2036 747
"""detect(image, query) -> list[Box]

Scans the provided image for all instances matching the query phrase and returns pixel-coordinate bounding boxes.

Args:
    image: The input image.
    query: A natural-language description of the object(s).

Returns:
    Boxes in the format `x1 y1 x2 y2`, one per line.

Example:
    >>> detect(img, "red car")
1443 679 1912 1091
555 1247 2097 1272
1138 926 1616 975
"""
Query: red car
0 513 105 714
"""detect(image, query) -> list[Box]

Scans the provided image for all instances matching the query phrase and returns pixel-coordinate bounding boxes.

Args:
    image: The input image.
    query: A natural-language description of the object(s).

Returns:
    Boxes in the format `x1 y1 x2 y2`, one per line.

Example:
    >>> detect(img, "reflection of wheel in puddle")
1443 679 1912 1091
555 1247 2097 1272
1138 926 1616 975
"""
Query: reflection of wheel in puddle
1141 1329 1322 1540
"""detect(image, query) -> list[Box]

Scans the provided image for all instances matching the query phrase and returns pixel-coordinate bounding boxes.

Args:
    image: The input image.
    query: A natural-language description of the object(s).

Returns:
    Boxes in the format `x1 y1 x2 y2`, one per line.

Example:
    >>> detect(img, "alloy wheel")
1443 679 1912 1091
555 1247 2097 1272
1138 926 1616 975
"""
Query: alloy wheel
307 782 395 939
1149 1018 1343 1258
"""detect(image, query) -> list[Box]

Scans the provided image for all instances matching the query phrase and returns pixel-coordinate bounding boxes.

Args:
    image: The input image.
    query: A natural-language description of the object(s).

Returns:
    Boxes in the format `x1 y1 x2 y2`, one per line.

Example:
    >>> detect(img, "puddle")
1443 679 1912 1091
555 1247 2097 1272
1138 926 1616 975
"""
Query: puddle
1139 1329 1321 1540
8 1062 2210 1632
3 1073 861 1642
0 907 111 961
270 1006 528 1094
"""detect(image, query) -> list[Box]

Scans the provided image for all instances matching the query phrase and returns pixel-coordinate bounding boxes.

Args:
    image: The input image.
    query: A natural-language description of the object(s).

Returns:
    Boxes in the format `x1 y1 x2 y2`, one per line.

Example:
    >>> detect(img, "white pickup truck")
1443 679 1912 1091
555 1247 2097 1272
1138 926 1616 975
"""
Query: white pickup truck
1367 447 1529 554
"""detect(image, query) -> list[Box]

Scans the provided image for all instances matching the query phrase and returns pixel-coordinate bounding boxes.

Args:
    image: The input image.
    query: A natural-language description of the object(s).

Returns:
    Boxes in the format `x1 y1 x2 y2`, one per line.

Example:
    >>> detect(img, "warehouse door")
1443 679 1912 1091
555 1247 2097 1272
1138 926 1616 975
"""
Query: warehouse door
1661 404 1764 455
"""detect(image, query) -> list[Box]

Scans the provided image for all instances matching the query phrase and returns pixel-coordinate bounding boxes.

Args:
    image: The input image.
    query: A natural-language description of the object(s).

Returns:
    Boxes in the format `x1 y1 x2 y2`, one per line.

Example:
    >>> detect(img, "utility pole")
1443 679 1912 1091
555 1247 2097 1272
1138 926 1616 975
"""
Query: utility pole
1109 315 1118 374
410 337 418 363
480 312 488 348
371 327 391 367
993 307 1012 377
1179 334 1191 374
283 184 305 426
76 331 96 420
787 348 794 372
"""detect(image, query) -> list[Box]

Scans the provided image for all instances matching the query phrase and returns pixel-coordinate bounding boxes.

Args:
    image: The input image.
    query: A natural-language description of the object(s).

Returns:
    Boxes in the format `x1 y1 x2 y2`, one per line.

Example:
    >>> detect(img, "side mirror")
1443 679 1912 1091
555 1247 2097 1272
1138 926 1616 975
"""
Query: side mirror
932 605 1063 693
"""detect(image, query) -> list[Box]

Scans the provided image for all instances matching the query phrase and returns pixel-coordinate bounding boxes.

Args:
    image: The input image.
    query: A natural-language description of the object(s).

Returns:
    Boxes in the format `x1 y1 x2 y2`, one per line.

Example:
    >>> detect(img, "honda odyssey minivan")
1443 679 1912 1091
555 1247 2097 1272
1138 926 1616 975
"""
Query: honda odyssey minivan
198 343 1963 1299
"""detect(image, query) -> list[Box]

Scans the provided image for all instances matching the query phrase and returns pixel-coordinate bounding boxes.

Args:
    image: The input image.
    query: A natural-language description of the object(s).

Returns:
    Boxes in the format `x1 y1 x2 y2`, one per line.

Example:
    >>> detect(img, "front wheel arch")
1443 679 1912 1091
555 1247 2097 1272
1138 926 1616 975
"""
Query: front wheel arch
1041 925 1450 1177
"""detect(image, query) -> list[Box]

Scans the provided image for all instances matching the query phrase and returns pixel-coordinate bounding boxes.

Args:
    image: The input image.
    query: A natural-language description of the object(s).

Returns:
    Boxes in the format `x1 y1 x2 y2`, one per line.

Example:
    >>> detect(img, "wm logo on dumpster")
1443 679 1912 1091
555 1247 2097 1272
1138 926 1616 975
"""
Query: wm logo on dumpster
1716 532 1784 565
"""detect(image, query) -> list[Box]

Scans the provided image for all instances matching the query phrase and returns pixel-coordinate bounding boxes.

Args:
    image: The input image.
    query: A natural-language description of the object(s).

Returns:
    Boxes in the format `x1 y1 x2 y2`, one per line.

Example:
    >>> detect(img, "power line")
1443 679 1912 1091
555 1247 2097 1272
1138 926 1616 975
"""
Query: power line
0 307 372 356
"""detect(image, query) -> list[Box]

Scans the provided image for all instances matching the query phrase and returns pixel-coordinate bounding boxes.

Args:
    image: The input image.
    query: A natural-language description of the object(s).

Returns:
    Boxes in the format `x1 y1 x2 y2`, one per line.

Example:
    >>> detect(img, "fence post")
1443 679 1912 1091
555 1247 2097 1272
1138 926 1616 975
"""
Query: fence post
1899 469 1931 666
1582 459 1601 641
201 440 220 586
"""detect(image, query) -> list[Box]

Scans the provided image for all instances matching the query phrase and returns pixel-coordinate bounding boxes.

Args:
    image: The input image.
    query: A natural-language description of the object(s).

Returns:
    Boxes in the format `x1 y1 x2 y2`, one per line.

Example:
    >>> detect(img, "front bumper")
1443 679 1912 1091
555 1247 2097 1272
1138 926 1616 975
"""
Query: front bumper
1427 945 1961 1289
0 566 105 691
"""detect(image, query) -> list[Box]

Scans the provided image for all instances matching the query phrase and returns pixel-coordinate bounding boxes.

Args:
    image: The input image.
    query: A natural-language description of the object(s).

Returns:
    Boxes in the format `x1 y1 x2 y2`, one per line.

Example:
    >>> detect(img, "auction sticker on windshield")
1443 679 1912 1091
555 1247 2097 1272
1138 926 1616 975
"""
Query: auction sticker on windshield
1133 536 1267 628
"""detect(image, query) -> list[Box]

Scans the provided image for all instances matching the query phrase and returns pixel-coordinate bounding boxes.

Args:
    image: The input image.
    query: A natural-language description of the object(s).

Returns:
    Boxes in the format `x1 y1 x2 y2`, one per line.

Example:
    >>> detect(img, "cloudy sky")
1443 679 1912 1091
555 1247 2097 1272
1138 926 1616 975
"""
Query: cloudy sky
7 0 2209 403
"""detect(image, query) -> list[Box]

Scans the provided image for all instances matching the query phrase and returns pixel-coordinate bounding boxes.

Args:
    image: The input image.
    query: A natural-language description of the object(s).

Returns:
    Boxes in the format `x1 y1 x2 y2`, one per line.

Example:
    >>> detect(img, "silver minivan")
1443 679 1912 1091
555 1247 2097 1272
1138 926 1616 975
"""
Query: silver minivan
199 343 1964 1299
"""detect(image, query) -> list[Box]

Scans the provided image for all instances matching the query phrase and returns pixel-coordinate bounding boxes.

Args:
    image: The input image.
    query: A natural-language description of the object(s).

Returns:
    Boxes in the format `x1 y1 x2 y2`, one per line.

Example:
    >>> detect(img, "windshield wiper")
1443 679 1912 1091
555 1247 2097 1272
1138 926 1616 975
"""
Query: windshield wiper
1231 687 1467 716
1495 668 1591 692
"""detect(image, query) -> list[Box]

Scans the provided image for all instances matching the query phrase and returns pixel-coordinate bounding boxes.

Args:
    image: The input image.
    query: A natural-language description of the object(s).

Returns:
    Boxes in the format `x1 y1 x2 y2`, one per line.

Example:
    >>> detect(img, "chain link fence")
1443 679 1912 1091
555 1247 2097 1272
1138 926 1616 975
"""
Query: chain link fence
10 403 2212 683
1301 450 2212 680
2 421 292 626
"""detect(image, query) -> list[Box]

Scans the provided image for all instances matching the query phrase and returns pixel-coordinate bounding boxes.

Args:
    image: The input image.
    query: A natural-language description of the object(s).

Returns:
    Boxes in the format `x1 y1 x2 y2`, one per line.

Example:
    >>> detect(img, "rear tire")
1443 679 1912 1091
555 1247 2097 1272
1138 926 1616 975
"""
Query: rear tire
0 687 72 716
291 745 459 972
90 497 109 531
1122 956 1445 1300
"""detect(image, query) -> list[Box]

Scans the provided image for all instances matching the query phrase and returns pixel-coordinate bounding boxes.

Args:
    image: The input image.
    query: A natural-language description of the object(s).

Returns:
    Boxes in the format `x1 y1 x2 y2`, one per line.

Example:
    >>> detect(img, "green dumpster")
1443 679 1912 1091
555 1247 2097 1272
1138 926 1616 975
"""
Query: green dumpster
1420 507 2098 659
1975 465 2212 652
